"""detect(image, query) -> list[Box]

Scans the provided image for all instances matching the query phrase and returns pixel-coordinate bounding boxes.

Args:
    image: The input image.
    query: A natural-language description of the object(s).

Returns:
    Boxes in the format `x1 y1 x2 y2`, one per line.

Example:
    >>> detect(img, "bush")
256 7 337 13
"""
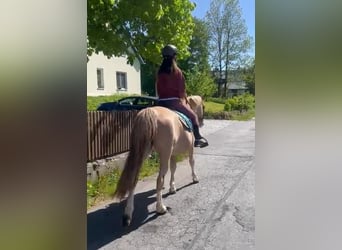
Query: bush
224 93 255 112
184 66 216 99
224 102 232 111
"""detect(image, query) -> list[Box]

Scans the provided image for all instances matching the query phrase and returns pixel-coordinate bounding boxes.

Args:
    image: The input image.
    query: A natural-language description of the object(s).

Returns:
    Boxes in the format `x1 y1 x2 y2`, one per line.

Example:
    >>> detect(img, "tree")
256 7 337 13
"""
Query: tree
205 0 225 96
88 0 195 65
242 58 255 95
178 17 210 73
184 65 216 99
140 60 158 96
206 0 252 97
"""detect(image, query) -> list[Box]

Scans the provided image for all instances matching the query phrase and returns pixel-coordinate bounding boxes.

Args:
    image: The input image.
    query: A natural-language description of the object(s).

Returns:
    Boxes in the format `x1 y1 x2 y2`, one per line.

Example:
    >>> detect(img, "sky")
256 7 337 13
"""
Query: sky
191 0 255 55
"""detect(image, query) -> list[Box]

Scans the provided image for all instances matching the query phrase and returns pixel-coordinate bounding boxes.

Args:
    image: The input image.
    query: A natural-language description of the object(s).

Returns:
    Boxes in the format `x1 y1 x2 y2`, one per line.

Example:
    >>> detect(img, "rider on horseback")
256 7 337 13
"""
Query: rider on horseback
156 44 209 148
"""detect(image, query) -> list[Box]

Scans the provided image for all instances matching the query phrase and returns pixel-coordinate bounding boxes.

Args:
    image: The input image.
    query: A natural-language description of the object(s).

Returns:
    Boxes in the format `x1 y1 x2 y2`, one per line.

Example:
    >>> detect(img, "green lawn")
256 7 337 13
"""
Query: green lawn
204 101 225 113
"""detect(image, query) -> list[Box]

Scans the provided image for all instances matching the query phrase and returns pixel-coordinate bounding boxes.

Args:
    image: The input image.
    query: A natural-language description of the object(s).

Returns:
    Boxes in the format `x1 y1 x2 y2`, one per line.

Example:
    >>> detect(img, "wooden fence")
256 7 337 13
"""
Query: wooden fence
87 110 138 162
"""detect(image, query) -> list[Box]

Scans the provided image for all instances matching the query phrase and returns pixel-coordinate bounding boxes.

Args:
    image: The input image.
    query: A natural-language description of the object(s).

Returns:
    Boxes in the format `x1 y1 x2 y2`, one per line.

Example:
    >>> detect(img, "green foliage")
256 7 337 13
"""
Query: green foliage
88 0 195 65
178 17 210 72
138 152 160 179
224 93 255 112
87 167 121 208
87 182 99 198
224 101 232 111
206 97 227 104
206 0 252 97
204 99 255 120
242 59 255 95
141 60 158 96
185 66 216 99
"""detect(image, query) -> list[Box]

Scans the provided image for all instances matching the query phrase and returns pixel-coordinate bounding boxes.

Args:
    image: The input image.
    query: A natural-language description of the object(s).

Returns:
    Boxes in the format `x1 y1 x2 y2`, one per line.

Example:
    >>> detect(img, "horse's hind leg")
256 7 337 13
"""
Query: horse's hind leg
169 156 177 194
123 187 135 226
156 152 170 214
189 151 199 183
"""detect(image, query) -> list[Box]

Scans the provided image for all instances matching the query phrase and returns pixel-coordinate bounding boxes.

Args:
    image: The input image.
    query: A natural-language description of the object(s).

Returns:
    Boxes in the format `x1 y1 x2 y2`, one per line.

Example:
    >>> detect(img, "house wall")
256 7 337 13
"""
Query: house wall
87 52 141 96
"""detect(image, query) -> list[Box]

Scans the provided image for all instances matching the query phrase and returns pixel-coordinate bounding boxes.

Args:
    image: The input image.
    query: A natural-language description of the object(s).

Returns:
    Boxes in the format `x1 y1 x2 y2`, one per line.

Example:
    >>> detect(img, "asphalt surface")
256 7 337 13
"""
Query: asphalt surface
87 119 255 250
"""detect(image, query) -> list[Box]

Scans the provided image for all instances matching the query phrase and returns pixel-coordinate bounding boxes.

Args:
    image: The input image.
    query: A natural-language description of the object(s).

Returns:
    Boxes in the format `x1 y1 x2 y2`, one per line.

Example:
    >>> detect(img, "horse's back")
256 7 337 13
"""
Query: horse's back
143 106 193 155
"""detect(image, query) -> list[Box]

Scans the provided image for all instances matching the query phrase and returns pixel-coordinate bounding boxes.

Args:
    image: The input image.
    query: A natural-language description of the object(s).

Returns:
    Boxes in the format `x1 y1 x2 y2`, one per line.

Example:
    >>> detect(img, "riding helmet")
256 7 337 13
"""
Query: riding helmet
161 44 178 57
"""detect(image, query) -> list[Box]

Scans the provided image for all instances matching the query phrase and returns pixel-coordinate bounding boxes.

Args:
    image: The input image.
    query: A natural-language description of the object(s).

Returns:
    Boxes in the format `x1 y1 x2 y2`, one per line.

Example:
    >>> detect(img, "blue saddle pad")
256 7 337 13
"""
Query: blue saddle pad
174 111 193 132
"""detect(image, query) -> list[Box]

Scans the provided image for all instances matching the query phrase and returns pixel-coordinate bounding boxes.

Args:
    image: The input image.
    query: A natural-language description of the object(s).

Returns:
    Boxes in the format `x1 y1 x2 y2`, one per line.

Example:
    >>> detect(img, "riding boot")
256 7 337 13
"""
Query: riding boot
193 125 209 148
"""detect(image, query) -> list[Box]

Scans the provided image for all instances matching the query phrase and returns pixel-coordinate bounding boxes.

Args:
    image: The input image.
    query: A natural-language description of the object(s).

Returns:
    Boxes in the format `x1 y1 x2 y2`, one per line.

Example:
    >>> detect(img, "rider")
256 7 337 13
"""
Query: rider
156 44 209 148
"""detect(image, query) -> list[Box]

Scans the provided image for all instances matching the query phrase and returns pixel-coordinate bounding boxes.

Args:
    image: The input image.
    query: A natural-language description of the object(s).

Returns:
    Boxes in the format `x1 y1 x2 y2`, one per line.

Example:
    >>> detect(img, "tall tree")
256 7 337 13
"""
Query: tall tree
205 0 225 96
88 0 195 65
206 0 251 97
178 17 210 73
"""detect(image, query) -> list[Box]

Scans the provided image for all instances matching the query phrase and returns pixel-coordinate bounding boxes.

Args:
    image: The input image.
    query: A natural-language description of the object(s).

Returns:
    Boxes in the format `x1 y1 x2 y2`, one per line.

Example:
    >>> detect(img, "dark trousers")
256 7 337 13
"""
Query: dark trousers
158 99 199 127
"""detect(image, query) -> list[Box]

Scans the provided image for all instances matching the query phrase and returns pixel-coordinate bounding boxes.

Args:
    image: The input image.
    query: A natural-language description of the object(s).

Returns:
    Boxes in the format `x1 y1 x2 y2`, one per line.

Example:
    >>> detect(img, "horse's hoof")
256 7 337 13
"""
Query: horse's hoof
193 179 199 184
169 188 176 194
156 205 168 215
122 215 131 227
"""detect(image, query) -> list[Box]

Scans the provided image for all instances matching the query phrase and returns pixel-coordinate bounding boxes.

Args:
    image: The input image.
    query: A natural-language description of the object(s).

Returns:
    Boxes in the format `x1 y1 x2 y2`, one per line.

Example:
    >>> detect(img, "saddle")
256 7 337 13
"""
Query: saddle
174 111 193 132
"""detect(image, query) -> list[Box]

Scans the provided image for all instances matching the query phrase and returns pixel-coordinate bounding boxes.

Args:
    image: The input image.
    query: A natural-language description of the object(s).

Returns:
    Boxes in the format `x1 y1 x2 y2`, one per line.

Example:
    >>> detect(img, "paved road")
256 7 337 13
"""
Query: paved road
88 119 255 250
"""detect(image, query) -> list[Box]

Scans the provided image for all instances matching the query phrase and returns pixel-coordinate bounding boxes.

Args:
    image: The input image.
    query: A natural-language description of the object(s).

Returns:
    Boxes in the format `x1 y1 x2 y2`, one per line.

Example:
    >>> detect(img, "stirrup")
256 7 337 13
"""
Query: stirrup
194 138 209 148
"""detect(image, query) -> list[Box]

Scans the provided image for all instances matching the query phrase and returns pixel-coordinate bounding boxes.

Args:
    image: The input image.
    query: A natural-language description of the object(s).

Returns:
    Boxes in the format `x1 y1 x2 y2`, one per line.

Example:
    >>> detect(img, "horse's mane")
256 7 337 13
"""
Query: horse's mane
187 95 203 105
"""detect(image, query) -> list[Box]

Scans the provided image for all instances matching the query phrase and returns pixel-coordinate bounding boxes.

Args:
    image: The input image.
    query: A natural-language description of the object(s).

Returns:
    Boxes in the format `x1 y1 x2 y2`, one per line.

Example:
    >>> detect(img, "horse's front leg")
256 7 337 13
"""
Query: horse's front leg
156 156 169 214
189 152 198 183
169 156 177 194
123 188 135 226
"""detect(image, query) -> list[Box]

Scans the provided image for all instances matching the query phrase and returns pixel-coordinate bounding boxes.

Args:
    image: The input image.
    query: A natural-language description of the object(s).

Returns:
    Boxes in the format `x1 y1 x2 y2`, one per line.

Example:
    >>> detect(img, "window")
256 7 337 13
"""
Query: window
97 68 104 89
116 72 127 90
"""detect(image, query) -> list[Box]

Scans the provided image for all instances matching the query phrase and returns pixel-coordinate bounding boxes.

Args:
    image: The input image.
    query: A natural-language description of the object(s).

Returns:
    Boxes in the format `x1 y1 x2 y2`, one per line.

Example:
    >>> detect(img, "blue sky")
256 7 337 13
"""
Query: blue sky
191 0 255 55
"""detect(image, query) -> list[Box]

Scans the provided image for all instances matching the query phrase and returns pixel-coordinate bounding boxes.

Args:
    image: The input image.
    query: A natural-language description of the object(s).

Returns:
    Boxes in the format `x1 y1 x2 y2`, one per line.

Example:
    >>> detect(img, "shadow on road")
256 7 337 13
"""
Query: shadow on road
87 189 158 250
87 181 198 250
162 181 198 199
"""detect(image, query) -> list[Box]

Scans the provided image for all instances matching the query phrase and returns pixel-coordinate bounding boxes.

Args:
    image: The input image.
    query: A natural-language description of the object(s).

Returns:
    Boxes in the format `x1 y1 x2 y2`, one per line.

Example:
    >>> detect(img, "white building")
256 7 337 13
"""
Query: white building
87 52 142 96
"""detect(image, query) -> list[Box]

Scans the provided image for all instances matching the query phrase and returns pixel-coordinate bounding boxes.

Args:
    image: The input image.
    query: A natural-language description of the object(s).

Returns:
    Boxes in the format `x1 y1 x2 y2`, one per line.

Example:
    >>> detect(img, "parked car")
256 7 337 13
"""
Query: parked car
97 96 158 111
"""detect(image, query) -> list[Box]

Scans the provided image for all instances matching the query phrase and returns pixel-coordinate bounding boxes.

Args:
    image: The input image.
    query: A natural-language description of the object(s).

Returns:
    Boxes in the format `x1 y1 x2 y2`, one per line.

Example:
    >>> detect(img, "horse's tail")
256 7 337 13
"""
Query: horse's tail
115 108 157 200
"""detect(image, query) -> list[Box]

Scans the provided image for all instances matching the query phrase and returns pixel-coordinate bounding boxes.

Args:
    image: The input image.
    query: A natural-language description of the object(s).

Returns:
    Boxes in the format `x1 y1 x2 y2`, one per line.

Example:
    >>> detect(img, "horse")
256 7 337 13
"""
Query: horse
114 95 205 226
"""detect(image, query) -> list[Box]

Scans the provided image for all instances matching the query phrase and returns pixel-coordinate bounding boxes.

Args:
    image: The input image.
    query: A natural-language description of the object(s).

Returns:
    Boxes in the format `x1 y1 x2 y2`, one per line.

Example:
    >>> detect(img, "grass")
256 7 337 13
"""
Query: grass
138 152 160 180
87 94 131 111
204 101 225 113
87 167 121 208
86 152 188 209
204 101 255 121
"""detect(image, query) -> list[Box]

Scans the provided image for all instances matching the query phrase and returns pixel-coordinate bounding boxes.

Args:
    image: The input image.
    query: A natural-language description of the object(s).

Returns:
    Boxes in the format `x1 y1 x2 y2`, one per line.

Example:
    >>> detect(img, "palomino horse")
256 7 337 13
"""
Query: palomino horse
114 95 205 226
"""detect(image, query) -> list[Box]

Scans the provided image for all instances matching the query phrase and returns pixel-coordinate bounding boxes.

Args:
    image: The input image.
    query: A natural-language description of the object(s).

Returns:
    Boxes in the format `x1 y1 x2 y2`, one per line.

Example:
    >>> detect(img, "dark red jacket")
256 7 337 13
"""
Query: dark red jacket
156 69 185 99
